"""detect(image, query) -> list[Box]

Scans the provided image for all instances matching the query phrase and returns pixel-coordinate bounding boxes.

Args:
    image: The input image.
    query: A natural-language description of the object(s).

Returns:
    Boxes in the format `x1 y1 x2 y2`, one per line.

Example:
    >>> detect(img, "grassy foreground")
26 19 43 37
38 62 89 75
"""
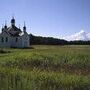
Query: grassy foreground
0 45 90 90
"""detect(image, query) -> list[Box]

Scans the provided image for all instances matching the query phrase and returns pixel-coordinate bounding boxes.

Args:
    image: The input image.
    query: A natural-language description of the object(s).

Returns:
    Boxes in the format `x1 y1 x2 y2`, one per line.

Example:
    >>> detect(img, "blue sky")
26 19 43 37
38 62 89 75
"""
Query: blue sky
0 0 90 38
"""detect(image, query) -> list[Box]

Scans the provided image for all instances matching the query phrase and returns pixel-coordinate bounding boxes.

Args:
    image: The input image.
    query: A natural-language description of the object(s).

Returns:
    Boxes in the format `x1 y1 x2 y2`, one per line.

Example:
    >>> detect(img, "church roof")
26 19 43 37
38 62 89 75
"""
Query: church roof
7 25 22 36
1 17 28 37
7 26 21 32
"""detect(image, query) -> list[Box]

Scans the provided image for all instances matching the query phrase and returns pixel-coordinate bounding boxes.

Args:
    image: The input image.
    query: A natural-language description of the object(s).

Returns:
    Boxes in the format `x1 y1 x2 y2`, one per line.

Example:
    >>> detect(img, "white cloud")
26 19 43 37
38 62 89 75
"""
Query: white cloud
87 33 90 40
62 30 90 41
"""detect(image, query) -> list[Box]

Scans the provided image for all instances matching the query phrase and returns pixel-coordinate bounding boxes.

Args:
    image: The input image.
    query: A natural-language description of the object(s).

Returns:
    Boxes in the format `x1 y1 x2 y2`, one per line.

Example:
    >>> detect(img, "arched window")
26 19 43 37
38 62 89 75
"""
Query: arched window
6 37 8 42
16 38 18 42
1 37 4 43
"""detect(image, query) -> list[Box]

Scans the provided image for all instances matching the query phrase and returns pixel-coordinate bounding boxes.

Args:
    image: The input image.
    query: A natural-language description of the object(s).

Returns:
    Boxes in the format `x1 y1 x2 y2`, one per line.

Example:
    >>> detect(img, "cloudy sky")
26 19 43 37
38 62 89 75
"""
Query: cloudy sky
62 30 90 41
0 0 90 39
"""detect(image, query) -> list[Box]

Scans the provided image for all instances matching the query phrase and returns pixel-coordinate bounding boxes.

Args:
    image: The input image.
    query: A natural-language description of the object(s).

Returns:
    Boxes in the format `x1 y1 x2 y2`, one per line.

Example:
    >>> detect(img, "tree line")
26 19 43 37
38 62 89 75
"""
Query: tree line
29 34 90 45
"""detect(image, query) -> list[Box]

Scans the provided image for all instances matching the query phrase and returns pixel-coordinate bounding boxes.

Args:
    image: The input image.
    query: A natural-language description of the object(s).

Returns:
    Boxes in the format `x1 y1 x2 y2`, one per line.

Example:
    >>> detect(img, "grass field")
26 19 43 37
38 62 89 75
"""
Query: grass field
0 45 90 90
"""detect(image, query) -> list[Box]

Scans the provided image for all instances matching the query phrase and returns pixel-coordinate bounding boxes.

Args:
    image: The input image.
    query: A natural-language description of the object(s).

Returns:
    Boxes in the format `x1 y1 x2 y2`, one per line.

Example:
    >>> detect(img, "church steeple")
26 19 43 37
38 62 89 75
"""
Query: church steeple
23 22 26 33
2 25 4 32
4 20 7 29
11 16 15 26
18 24 20 29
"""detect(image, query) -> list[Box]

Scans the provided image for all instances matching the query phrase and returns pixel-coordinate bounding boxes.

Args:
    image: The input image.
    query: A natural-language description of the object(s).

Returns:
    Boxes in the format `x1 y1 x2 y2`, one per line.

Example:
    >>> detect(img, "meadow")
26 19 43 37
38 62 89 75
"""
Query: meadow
0 45 90 90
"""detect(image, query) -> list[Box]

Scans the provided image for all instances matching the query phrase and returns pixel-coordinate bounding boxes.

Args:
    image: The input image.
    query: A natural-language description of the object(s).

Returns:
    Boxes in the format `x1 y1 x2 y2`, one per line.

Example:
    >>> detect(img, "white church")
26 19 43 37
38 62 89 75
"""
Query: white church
0 17 30 48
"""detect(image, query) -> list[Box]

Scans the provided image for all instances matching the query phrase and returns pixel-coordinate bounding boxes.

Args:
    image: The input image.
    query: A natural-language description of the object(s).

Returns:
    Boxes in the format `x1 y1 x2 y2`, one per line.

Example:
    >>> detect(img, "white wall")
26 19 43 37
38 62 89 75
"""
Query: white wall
0 32 30 48
21 33 30 48
0 32 11 48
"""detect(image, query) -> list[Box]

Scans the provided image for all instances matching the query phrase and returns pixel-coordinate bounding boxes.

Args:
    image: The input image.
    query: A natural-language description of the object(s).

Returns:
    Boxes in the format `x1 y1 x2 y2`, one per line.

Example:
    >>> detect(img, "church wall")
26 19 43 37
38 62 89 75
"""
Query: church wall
21 34 30 48
10 37 23 48
0 33 30 48
0 32 11 48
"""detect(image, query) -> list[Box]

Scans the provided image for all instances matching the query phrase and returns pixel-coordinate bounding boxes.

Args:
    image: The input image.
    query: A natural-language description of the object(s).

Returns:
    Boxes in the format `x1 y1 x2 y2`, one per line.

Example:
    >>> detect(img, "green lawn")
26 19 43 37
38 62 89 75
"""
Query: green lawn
0 45 90 90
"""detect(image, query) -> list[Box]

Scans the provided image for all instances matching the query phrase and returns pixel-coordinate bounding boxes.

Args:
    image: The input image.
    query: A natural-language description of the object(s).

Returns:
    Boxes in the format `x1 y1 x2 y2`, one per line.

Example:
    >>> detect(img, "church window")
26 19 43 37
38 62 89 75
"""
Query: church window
16 38 18 42
1 37 4 43
6 37 8 42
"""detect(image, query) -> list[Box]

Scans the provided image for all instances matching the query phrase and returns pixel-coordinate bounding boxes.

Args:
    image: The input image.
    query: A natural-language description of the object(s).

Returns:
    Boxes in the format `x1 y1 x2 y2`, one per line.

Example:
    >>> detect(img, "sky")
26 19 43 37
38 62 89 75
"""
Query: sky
0 0 90 38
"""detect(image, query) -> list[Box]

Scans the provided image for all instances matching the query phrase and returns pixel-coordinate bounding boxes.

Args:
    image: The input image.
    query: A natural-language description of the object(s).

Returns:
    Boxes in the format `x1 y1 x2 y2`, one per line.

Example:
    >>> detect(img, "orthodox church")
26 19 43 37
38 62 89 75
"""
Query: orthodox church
0 17 30 48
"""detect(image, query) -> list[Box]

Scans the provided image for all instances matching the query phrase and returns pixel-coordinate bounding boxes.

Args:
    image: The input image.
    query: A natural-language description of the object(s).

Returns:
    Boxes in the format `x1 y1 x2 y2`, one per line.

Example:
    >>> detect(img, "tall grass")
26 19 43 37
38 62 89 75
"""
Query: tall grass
0 67 89 90
0 45 90 90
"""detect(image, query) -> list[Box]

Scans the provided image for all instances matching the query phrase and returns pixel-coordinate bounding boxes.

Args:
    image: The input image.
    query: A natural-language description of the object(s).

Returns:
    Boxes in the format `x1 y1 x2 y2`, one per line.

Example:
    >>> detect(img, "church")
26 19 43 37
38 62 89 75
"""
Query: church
0 17 30 48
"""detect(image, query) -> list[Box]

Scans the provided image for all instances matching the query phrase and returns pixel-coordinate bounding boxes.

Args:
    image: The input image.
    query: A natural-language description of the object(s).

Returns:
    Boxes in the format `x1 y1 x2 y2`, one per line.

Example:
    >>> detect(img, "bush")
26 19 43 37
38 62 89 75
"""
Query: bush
0 49 11 54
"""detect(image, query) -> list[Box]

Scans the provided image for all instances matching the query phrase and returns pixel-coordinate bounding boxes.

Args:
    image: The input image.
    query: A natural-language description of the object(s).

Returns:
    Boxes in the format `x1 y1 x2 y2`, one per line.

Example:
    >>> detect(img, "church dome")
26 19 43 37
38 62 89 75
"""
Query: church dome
11 17 15 26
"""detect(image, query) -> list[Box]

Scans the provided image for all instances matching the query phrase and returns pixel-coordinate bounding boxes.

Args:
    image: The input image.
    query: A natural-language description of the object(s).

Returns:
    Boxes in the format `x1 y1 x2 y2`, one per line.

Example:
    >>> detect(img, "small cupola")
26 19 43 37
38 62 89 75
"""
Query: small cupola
4 21 7 29
23 22 26 33
11 16 15 26
1 25 4 32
